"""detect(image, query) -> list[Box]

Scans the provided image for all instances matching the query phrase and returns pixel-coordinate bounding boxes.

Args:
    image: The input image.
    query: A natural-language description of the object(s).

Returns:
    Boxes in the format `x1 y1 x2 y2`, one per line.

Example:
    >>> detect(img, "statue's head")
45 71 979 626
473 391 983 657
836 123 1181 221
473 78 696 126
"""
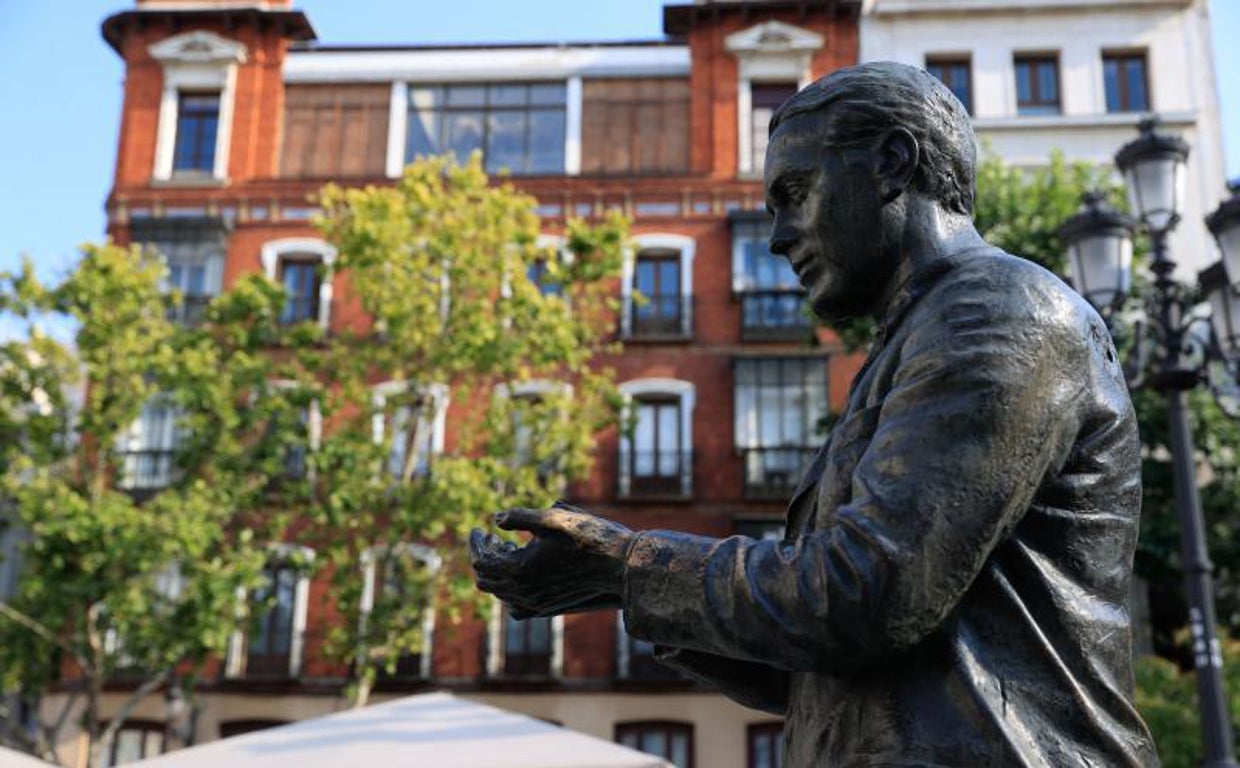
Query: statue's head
763 61 977 320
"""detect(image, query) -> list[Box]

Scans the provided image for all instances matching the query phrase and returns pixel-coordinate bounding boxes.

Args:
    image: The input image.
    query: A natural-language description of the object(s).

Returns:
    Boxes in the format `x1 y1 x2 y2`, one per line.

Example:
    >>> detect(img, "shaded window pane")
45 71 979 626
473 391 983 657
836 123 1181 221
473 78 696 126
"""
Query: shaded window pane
446 85 486 106
1104 60 1121 112
1015 62 1032 104
528 83 567 106
444 112 485 160
1037 63 1057 102
1127 61 1148 110
489 84 527 106
173 92 220 173
527 109 566 173
486 111 527 173
407 88 442 158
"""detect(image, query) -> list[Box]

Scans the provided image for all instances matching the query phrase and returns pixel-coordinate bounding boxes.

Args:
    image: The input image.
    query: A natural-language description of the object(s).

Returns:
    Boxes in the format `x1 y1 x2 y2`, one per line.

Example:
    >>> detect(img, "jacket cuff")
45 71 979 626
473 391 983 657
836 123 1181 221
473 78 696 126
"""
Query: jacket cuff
621 529 717 646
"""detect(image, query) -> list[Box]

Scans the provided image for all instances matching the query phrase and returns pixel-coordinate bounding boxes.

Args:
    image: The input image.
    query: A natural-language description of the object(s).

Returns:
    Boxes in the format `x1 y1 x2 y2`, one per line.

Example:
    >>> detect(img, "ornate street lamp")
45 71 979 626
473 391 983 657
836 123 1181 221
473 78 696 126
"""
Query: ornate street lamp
1060 119 1240 768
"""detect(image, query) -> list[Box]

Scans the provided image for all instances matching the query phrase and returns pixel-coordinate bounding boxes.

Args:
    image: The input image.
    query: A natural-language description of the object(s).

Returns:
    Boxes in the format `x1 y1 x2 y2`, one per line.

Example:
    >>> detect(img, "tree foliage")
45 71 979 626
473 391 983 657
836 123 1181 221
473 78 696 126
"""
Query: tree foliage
308 154 627 706
0 244 306 765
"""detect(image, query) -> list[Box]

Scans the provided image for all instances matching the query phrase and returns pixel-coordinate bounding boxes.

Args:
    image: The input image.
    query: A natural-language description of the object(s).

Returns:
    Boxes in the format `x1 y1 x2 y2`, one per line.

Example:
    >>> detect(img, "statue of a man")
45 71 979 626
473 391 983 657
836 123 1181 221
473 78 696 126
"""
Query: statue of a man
471 61 1159 766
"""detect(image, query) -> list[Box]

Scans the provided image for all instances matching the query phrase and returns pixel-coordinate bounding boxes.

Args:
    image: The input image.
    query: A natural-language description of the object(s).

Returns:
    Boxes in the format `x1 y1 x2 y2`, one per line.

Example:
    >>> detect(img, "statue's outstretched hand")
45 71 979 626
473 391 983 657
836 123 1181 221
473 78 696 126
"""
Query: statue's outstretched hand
470 502 634 619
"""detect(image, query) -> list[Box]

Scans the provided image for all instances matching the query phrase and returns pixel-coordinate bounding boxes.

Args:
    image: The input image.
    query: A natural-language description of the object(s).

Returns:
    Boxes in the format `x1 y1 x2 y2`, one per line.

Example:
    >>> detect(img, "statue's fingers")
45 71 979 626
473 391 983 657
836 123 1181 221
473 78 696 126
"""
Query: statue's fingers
495 507 558 537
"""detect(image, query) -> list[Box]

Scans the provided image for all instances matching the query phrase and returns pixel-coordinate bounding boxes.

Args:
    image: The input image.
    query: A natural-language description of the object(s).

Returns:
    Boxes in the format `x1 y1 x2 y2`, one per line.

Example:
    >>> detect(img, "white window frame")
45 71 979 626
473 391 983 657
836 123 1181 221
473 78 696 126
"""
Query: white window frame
622 233 696 338
225 544 315 679
149 30 248 182
359 544 442 680
268 379 322 481
118 396 182 490
485 599 564 678
260 238 338 332
370 381 449 478
725 21 823 177
617 378 696 498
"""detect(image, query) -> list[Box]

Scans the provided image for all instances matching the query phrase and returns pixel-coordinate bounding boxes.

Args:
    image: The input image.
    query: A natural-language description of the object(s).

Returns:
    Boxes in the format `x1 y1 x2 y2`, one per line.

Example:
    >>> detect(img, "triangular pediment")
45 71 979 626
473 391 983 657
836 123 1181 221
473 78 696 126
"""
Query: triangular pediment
149 30 247 65
725 20 824 55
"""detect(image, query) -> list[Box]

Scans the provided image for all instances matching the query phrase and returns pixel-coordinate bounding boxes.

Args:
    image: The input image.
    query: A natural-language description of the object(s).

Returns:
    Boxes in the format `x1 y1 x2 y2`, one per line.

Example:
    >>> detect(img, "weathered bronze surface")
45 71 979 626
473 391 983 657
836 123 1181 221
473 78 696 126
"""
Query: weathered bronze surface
471 61 1160 766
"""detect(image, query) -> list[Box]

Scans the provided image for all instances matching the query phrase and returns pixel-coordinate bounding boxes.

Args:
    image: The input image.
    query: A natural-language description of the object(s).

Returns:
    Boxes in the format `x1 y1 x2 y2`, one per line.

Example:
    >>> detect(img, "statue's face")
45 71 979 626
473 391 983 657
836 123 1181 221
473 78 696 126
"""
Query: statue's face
763 112 897 320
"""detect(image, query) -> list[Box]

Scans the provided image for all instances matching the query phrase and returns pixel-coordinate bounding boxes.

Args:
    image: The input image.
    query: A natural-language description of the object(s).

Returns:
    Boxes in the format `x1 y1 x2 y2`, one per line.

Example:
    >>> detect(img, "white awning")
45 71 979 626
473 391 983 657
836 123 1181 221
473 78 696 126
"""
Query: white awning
136 692 672 768
0 745 57 768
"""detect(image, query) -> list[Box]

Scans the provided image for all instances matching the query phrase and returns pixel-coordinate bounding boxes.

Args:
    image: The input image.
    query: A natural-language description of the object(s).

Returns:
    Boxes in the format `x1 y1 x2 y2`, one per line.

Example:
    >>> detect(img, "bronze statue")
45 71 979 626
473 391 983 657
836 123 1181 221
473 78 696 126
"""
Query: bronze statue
471 61 1160 766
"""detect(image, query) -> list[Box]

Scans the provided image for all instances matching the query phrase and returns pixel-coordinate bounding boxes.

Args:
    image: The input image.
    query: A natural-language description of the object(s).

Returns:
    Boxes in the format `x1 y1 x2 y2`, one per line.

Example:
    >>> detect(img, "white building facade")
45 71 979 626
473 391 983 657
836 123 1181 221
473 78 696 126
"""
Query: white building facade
862 0 1228 276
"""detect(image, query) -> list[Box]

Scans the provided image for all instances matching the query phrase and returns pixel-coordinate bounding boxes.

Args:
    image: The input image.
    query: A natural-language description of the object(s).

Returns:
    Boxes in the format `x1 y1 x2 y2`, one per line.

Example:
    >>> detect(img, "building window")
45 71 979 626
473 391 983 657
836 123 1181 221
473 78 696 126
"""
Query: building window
747 722 784 768
172 92 221 174
100 720 165 767
260 239 337 332
618 379 694 499
615 722 693 768
748 82 798 176
735 358 827 500
731 216 808 340
149 30 246 182
278 258 321 325
1014 54 1061 116
405 83 567 175
132 218 227 326
622 235 695 340
580 77 689 175
926 56 972 115
234 548 313 679
1103 52 1149 113
372 382 447 482
361 544 439 681
734 519 786 543
117 399 180 492
485 600 562 678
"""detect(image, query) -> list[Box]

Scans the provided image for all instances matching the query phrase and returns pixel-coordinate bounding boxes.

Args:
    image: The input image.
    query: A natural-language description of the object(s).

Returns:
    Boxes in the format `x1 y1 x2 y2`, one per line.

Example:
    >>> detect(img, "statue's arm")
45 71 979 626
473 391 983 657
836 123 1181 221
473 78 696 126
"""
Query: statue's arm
621 283 1094 673
653 647 789 714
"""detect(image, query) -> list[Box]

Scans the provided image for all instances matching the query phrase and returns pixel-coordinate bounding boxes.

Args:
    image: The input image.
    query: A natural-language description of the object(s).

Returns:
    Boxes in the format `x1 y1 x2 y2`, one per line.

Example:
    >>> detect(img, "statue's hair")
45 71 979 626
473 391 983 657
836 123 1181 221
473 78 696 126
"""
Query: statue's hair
770 61 977 216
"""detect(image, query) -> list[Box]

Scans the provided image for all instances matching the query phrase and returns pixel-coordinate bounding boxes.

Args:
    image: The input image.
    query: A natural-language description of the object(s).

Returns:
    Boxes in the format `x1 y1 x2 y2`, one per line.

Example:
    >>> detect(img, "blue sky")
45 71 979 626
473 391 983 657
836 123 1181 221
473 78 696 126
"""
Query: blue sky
0 0 1236 288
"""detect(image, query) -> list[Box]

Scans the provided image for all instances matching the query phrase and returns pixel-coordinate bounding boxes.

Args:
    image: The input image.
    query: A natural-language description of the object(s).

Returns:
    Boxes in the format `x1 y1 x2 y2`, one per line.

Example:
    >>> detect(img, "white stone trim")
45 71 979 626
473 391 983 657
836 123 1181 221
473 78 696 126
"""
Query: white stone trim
622 234 696 338
284 46 689 84
726 21 822 177
565 76 584 176
150 31 247 181
385 81 410 178
497 379 574 400
616 378 696 497
259 238 338 331
359 544 441 679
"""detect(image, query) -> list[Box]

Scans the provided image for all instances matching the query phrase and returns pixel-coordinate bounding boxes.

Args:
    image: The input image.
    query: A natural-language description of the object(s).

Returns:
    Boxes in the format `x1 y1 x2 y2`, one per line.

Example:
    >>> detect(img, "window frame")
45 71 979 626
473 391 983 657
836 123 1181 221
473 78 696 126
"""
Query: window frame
615 721 694 768
1102 50 1151 114
621 234 695 340
117 397 182 492
171 91 222 175
734 356 829 500
149 30 247 182
225 544 314 680
617 378 695 499
485 599 564 678
746 721 784 768
99 718 166 767
359 544 441 681
1013 53 1062 116
925 55 973 115
260 238 338 332
370 381 449 482
403 81 569 175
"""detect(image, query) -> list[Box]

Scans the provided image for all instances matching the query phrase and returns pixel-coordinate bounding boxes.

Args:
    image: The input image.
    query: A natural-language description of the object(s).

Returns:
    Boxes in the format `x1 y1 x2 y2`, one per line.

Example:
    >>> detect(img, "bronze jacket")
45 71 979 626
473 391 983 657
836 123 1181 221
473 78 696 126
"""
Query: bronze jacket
621 248 1160 767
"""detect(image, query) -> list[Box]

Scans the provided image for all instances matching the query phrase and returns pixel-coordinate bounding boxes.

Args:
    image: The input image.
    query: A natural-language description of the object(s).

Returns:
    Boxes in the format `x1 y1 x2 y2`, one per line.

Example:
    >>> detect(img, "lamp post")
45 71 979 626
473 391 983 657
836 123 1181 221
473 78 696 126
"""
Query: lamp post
1059 117 1240 768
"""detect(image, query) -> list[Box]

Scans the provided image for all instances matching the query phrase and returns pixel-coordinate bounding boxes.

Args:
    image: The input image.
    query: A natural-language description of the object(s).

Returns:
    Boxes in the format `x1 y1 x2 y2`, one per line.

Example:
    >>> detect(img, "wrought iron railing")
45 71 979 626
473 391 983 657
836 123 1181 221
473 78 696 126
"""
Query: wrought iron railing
627 295 692 339
740 447 817 500
115 449 178 491
739 289 811 340
166 294 213 326
619 449 693 499
280 296 319 325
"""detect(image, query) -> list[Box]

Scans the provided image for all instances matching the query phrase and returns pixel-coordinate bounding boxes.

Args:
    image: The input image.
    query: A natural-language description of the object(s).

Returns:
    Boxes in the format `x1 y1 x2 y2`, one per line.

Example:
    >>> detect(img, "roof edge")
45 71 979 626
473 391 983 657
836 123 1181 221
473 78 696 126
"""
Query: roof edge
101 7 316 55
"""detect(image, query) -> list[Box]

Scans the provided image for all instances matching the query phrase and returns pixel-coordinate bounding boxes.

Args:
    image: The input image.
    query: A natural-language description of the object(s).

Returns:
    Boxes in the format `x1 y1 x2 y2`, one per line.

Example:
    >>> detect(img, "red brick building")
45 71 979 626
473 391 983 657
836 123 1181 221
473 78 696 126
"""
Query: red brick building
90 2 864 766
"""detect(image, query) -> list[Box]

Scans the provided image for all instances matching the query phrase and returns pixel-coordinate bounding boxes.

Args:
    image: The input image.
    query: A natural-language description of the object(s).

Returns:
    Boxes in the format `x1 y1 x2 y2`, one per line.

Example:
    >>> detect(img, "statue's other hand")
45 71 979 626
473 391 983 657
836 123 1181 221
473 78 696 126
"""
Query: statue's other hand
469 501 633 617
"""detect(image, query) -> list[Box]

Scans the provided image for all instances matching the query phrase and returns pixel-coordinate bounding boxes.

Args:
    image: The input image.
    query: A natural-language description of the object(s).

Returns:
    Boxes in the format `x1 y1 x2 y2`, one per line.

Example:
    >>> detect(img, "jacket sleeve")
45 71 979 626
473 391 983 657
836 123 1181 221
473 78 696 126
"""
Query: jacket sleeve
621 276 1096 674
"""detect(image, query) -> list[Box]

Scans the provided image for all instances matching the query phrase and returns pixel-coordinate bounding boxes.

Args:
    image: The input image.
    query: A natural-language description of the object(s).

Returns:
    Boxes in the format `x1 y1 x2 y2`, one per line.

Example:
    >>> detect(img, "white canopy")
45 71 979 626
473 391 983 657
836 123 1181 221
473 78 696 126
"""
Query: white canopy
135 692 671 768
0 745 56 768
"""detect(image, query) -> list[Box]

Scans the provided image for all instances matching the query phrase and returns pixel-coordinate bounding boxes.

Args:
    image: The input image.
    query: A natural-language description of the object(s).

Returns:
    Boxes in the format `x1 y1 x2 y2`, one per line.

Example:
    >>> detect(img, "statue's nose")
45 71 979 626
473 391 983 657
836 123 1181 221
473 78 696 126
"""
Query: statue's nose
769 232 797 256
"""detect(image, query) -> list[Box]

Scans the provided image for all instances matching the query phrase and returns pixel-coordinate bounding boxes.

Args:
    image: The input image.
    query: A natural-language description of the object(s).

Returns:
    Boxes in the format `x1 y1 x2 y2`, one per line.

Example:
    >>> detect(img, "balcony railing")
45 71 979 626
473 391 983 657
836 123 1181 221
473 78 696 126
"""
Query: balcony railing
619 449 693 499
626 295 692 340
166 294 213 326
244 651 292 679
116 449 178 491
739 289 811 341
280 296 320 326
741 447 818 500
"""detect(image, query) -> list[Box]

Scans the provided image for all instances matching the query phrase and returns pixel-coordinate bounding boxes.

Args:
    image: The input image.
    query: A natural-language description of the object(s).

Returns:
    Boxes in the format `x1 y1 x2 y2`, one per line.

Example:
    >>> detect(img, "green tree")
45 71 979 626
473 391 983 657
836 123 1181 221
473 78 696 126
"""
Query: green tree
0 244 309 766
309 155 628 706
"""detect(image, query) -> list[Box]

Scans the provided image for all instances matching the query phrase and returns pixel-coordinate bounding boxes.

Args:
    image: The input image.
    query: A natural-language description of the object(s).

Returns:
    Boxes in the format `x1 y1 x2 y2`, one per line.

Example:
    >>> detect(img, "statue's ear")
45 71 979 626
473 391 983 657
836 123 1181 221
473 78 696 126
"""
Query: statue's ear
872 127 919 203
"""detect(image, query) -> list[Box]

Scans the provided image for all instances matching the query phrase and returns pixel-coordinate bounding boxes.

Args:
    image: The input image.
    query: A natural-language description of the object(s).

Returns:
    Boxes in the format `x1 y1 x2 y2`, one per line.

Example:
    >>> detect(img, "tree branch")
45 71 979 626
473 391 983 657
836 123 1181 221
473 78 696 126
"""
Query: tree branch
0 602 88 672
95 668 170 755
